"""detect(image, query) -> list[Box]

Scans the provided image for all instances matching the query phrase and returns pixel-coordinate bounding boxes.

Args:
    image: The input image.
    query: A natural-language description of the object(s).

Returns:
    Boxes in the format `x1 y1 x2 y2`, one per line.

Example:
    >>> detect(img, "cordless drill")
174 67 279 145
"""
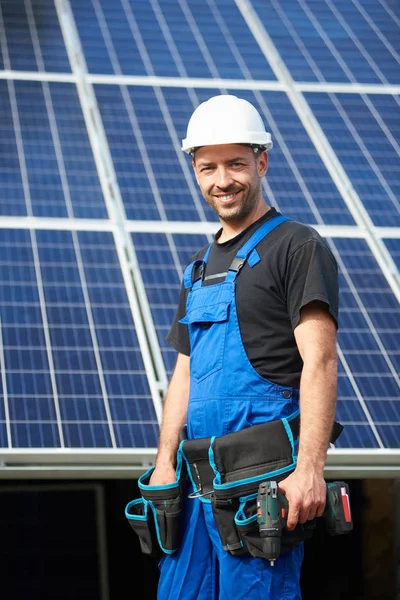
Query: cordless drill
257 480 353 566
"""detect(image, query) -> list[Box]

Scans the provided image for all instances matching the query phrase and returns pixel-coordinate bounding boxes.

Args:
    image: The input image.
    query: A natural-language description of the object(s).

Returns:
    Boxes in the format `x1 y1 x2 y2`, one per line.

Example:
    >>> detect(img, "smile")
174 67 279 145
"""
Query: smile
216 191 240 203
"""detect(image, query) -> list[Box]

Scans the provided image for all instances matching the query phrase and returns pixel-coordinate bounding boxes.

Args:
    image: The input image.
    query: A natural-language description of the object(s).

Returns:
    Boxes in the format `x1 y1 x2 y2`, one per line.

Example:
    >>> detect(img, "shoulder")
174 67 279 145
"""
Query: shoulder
261 219 336 264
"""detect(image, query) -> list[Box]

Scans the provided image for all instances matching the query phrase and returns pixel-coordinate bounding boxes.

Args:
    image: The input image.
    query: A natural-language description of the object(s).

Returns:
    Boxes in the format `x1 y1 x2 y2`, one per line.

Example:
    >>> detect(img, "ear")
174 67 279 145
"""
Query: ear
257 151 268 177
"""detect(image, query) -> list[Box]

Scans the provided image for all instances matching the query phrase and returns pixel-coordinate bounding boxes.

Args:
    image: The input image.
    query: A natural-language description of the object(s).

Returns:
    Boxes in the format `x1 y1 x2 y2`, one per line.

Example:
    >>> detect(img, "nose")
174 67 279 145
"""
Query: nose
215 165 234 189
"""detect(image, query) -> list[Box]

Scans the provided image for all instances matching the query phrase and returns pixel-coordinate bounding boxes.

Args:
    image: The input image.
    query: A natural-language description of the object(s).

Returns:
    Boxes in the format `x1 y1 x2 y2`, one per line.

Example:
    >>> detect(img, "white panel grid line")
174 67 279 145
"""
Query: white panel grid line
0 70 77 82
0 316 12 448
1 69 399 97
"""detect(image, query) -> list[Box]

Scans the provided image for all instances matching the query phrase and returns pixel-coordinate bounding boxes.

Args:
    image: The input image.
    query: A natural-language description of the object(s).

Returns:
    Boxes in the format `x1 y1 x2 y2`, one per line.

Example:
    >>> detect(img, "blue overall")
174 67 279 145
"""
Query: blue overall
158 216 304 600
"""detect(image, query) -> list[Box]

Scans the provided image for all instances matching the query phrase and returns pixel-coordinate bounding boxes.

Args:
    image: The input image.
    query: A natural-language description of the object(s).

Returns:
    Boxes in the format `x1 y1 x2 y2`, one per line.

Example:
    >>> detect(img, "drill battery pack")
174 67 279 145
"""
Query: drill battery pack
324 481 353 535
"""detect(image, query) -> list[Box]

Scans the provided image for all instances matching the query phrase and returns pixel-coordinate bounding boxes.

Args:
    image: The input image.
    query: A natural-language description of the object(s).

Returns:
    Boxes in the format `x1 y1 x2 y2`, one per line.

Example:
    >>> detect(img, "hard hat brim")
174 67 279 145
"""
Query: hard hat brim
181 135 273 154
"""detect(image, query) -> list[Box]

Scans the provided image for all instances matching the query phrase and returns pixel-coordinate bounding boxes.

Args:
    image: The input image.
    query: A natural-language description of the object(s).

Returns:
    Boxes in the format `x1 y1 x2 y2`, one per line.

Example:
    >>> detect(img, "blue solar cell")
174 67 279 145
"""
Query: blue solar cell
62 423 112 448
113 422 159 448
0 0 70 72
384 238 400 271
11 422 60 448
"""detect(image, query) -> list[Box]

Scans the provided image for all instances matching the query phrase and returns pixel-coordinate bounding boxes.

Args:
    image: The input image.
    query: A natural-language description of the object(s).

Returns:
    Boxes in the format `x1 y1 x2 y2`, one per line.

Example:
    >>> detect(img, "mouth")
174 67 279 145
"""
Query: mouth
215 191 240 204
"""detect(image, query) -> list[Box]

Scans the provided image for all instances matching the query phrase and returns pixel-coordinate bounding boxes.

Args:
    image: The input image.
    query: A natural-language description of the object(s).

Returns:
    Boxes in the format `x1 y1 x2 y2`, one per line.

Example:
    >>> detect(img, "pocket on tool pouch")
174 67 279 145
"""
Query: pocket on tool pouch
210 420 297 557
138 469 186 554
234 495 266 558
125 498 160 558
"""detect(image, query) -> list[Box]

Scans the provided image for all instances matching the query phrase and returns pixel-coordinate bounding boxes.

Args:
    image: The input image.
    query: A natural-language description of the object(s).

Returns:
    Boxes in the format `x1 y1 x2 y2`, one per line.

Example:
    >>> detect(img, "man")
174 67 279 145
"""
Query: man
149 94 339 599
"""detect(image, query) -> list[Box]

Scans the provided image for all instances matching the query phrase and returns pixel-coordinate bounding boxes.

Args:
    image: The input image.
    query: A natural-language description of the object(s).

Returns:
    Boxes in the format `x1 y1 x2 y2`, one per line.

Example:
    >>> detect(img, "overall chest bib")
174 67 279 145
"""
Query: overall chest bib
180 215 298 440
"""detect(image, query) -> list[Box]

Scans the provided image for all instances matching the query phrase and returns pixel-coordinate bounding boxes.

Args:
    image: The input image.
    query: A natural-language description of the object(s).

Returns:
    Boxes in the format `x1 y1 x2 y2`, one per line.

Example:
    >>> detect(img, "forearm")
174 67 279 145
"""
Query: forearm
296 353 337 474
154 353 190 470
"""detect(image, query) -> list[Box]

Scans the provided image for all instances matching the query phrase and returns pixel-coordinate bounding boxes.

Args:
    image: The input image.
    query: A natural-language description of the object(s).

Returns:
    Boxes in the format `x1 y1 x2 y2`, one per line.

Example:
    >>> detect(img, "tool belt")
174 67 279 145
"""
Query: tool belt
126 413 343 559
181 413 343 558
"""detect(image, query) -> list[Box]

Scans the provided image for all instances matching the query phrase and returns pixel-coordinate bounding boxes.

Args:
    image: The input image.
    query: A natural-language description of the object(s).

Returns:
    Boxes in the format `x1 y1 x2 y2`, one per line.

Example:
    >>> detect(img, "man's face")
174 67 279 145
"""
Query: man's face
192 144 268 223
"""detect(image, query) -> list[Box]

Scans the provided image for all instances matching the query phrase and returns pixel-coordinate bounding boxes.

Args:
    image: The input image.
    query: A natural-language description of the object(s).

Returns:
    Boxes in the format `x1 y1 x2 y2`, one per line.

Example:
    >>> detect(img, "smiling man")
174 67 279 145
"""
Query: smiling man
148 95 340 600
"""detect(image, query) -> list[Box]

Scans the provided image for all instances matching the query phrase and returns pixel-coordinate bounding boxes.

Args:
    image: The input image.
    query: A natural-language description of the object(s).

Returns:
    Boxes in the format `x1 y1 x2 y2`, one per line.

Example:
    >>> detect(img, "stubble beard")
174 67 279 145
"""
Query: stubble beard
206 185 260 224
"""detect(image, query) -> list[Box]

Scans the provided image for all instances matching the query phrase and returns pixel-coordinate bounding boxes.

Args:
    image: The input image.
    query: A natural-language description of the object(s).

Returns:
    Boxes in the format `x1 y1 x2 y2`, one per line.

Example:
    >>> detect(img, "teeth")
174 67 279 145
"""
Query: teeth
219 193 235 200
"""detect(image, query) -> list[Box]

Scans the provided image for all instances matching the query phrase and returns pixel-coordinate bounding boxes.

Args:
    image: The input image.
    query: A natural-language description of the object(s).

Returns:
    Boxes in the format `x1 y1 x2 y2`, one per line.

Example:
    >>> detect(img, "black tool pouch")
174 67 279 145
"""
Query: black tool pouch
125 454 187 556
210 416 298 556
181 435 214 497
125 496 160 558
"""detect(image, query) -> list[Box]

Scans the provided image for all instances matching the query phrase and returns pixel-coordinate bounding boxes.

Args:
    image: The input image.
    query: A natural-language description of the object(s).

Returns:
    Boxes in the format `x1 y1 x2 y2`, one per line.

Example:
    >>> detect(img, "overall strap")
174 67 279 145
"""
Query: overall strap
225 215 292 282
182 243 213 289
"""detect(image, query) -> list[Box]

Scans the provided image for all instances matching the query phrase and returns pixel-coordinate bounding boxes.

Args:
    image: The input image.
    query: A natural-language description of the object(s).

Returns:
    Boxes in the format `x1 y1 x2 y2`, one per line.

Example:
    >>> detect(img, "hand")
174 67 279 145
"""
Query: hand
278 469 326 531
149 463 177 486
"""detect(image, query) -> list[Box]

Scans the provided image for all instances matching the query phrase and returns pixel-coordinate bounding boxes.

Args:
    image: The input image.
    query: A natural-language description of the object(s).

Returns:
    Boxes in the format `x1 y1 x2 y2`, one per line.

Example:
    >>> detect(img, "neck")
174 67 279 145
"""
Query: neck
217 204 270 243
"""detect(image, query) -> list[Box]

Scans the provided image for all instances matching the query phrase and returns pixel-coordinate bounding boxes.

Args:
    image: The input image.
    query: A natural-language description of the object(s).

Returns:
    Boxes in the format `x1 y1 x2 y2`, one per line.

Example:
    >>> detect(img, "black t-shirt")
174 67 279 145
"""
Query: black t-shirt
166 208 339 388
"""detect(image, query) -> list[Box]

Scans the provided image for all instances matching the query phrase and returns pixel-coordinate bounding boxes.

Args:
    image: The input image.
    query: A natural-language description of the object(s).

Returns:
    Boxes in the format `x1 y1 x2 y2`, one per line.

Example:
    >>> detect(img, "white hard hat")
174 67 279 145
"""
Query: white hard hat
181 94 273 155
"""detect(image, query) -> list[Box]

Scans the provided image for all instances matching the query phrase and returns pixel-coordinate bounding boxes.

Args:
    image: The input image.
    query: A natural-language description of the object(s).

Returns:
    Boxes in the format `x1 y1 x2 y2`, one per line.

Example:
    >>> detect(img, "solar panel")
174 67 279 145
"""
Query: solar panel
306 92 400 227
69 0 277 80
0 0 398 475
0 80 107 218
0 0 71 73
252 0 400 84
0 229 159 449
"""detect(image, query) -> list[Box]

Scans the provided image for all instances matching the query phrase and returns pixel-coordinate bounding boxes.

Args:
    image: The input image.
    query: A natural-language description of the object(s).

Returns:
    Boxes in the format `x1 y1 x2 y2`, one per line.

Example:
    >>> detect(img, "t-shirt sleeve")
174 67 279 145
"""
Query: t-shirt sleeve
286 239 339 330
166 281 190 355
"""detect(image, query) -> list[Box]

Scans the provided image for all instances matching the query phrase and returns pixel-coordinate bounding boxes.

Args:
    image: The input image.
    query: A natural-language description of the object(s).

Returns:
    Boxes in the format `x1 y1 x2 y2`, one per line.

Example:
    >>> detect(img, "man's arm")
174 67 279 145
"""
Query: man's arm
149 352 190 486
279 300 338 530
